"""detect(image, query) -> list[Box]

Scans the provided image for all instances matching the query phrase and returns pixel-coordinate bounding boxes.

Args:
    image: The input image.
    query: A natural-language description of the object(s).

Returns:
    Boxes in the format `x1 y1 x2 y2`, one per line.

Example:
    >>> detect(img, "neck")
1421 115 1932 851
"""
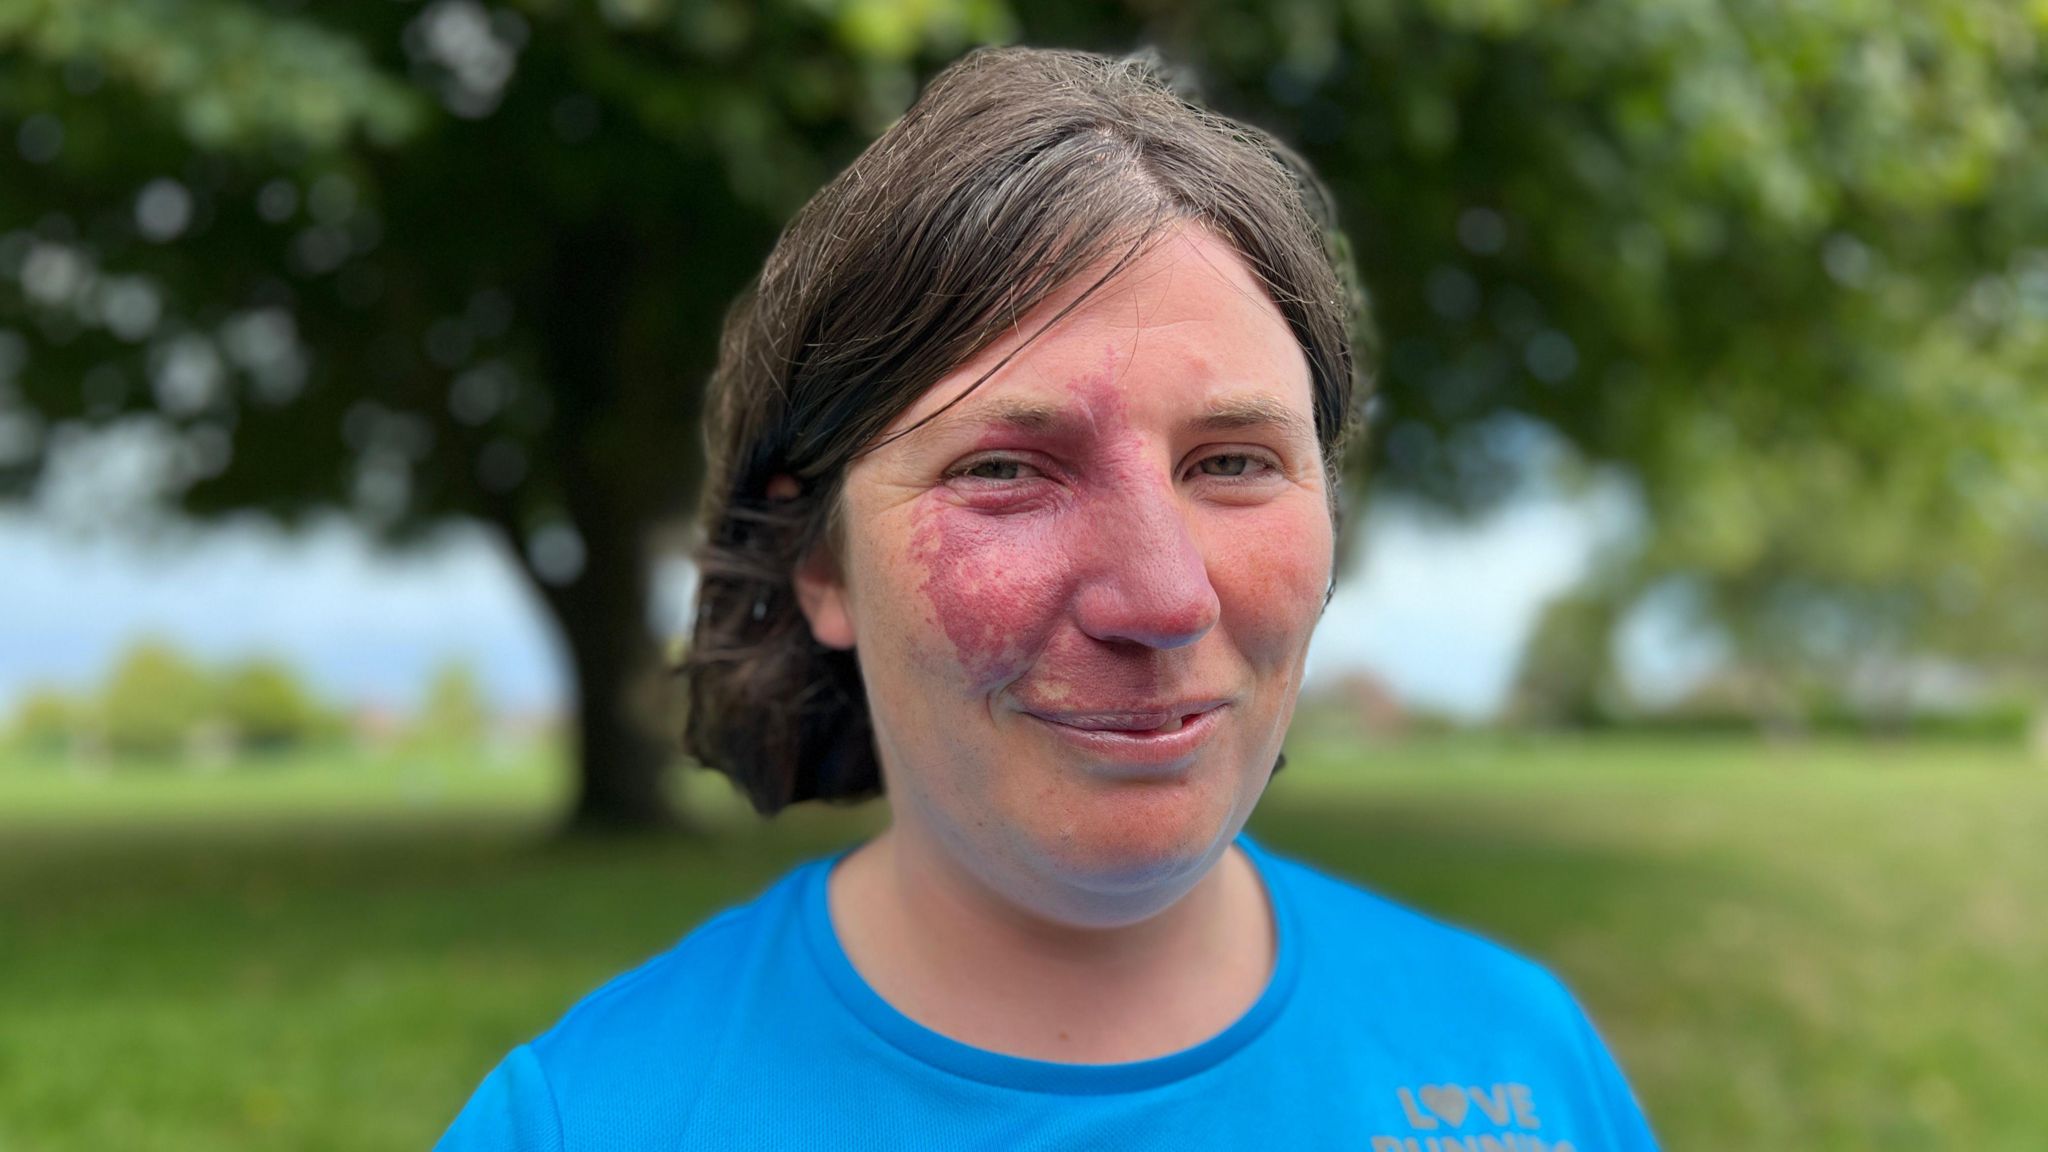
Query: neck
827 818 1275 1064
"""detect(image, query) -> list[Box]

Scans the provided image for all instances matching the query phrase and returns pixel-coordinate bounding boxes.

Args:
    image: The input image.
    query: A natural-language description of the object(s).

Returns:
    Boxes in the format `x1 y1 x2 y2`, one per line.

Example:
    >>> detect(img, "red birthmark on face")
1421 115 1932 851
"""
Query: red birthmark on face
907 498 1059 690
908 342 1193 698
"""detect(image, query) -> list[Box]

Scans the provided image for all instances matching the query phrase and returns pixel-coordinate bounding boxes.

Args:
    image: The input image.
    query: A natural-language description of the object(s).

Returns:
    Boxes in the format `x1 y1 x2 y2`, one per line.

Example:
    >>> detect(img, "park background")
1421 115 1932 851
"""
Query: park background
2 1 2045 1148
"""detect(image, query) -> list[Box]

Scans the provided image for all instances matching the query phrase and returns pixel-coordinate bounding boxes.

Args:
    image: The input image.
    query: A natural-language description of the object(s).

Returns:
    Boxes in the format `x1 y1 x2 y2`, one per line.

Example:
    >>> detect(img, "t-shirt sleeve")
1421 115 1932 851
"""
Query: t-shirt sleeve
434 1044 566 1152
1563 991 1662 1151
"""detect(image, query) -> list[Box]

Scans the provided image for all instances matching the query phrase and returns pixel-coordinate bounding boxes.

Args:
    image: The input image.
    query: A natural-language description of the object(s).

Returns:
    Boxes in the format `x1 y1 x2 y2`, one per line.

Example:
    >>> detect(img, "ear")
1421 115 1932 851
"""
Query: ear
792 542 856 650
770 471 856 650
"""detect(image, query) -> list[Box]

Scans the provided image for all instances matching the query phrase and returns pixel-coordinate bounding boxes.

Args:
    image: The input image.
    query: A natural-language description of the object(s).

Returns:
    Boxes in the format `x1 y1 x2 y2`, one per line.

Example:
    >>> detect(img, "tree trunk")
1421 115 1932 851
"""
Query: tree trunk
548 524 692 835
484 504 693 836
511 215 707 835
561 594 679 828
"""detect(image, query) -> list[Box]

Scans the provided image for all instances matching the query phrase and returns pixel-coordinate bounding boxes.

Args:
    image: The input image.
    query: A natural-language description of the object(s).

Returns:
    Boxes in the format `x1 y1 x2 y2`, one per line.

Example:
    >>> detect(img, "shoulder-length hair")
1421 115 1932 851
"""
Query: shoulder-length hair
680 43 1371 816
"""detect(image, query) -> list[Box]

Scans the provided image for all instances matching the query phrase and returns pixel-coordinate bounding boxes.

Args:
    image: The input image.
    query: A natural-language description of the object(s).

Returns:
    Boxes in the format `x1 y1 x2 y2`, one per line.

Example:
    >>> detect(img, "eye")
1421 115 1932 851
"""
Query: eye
966 459 1024 481
1193 452 1274 479
949 456 1041 483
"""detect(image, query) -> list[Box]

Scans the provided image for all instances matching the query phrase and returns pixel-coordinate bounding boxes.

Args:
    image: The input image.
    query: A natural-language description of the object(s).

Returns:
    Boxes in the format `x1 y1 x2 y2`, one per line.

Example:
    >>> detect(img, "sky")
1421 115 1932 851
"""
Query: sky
0 483 1669 721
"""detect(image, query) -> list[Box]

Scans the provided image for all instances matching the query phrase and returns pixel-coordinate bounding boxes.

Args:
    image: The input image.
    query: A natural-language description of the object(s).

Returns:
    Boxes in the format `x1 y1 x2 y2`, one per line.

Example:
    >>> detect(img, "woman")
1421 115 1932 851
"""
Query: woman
440 44 1661 1151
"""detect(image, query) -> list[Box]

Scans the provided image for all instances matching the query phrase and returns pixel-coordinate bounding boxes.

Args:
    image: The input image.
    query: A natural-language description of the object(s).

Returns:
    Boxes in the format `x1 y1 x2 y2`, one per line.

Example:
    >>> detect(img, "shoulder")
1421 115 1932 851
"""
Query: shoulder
1250 837 1659 1143
525 859 814 1112
1245 840 1662 1139
438 857 825 1149
1251 837 1592 1036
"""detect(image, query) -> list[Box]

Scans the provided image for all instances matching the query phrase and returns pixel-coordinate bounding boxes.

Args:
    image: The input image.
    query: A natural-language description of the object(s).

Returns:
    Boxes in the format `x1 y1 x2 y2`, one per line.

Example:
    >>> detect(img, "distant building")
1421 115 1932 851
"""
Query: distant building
1316 669 1409 739
492 705 568 753
350 702 406 752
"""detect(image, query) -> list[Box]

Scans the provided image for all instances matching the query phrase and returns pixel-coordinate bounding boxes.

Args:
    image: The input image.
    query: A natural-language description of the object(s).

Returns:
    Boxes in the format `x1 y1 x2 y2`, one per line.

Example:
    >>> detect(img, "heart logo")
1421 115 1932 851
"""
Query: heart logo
1419 1084 1470 1128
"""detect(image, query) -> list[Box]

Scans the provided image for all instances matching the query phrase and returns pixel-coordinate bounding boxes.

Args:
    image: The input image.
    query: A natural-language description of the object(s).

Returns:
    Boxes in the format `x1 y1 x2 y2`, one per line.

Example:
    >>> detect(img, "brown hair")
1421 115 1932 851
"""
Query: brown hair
680 43 1371 816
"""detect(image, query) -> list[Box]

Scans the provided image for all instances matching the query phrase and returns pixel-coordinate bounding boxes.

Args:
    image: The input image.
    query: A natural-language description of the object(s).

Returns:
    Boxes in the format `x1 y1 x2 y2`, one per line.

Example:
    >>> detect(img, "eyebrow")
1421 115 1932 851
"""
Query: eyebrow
946 393 1315 443
1188 394 1316 443
957 397 1069 433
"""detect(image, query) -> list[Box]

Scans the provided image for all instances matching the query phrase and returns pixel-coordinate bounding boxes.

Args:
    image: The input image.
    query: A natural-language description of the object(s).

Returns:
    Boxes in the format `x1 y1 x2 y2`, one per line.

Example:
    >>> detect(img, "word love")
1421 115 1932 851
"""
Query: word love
1399 1084 1539 1131
1366 1084 1579 1152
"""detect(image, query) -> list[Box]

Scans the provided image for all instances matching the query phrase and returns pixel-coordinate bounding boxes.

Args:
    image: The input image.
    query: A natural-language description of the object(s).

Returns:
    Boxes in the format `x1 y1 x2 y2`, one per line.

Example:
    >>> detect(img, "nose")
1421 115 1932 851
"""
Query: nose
1071 481 1221 650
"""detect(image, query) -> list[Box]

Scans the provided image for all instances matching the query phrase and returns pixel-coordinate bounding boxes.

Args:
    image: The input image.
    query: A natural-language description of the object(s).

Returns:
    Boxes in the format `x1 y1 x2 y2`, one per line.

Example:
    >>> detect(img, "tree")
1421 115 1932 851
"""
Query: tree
7 684 82 758
413 658 489 750
3 2 2042 824
215 654 325 752
1112 0 2048 696
1510 588 1629 728
97 636 213 759
0 0 1012 828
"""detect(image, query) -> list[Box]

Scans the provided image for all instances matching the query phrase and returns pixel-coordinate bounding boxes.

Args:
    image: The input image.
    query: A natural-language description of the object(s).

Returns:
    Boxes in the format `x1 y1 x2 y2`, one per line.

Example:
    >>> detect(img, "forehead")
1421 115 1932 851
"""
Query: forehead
884 223 1314 440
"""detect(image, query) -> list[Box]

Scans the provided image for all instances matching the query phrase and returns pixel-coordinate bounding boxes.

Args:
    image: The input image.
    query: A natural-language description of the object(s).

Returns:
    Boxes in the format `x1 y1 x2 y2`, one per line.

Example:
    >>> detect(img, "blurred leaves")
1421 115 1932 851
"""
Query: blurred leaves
0 0 424 150
99 638 217 759
0 0 1019 821
1139 0 2048 687
7 639 364 763
216 656 328 752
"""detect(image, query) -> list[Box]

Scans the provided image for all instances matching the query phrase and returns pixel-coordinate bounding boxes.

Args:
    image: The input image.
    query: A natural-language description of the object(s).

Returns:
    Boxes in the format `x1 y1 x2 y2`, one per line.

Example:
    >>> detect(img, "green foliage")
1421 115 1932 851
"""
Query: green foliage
6 682 80 757
1509 589 1630 726
0 0 1023 823
21 641 347 763
214 655 326 752
97 637 214 759
411 659 490 749
1133 0 2048 682
0 0 424 150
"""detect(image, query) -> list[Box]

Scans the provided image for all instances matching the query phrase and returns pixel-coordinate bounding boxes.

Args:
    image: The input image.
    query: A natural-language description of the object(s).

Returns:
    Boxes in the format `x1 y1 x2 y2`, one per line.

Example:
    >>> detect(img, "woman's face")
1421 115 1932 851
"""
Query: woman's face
796 222 1335 926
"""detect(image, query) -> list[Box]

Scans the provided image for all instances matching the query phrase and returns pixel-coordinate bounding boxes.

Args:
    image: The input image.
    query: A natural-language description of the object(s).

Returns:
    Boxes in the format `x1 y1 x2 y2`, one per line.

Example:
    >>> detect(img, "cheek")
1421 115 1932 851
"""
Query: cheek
908 506 1074 690
1208 507 1333 663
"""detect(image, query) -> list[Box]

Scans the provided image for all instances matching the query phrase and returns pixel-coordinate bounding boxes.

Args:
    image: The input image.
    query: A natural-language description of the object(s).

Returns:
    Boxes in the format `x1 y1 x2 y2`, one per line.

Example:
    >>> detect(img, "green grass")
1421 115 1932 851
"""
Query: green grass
1 729 2042 1150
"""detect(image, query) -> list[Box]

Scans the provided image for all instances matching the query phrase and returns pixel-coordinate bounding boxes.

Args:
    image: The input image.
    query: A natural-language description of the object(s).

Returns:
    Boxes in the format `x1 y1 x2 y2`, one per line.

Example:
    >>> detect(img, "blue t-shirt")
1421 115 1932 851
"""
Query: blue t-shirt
438 831 1660 1150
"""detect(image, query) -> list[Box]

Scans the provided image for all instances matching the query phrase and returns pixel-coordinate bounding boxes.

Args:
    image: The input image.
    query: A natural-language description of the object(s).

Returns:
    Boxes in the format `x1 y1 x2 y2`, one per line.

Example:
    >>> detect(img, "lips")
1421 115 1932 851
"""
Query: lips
1018 700 1231 772
1021 700 1231 734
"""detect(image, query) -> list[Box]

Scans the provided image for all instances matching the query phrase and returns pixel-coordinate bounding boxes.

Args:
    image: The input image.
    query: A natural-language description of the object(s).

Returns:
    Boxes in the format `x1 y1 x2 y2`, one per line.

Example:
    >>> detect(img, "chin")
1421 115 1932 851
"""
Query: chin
1020 801 1234 899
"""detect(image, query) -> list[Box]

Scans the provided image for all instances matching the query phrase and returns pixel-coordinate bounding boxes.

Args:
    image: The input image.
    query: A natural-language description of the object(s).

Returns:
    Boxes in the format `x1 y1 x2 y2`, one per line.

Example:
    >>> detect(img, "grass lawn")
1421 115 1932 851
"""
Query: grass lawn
1 728 2041 1150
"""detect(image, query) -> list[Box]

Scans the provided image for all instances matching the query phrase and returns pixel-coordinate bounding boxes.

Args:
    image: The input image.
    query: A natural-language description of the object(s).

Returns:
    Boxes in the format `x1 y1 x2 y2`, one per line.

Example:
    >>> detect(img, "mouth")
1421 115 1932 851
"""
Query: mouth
1019 702 1229 771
